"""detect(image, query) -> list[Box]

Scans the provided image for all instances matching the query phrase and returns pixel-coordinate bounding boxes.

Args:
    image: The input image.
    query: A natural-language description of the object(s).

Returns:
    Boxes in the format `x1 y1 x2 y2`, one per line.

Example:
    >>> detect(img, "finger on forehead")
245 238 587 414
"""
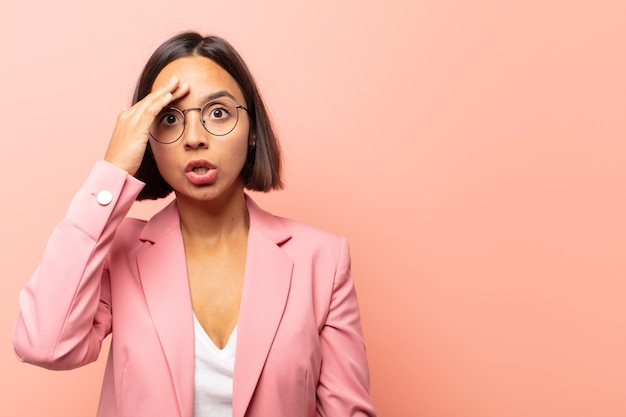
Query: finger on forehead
150 75 179 93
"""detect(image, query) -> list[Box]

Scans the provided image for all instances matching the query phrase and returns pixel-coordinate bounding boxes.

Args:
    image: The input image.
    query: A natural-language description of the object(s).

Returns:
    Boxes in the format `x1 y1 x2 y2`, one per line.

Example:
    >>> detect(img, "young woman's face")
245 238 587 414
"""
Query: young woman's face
150 56 251 205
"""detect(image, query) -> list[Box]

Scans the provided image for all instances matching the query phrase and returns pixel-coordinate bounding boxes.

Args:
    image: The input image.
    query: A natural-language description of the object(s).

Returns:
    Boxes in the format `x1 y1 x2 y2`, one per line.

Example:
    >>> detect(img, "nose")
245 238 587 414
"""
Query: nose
181 108 208 149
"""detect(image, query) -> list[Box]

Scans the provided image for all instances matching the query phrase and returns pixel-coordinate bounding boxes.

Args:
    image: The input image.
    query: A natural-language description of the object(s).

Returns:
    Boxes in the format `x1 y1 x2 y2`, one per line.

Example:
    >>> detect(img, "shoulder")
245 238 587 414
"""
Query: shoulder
109 217 148 252
118 217 148 235
267 213 349 267
277 215 341 244
247 195 346 253
114 200 179 247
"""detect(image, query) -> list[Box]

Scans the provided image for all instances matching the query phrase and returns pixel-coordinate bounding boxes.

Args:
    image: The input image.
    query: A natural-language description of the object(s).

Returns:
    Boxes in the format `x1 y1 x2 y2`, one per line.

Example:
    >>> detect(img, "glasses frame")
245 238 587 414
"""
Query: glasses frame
149 98 249 144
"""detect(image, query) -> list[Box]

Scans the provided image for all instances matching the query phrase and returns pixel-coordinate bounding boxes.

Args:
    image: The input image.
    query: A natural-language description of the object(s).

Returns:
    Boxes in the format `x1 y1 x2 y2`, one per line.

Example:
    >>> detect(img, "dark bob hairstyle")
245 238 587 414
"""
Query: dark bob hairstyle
133 32 283 200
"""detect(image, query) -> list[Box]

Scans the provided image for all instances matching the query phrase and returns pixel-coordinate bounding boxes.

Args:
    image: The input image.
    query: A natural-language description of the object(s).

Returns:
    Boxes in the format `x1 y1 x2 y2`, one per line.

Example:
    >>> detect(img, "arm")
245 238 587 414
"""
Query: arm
13 74 188 371
12 161 144 370
317 237 377 417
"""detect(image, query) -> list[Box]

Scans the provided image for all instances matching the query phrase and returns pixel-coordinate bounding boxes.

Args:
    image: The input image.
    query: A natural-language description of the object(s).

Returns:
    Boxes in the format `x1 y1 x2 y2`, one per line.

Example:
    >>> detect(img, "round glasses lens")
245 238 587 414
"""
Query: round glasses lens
150 108 184 144
201 99 240 136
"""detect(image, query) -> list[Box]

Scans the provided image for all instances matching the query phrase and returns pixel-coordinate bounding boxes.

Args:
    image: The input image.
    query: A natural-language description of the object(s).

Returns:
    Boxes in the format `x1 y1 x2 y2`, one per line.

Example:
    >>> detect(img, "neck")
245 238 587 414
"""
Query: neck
175 190 250 244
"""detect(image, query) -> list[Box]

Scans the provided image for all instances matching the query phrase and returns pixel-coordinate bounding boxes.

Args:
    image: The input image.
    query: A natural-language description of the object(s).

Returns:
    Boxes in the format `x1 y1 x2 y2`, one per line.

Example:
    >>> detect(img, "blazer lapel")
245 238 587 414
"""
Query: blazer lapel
136 201 195 417
232 197 294 417
133 197 293 417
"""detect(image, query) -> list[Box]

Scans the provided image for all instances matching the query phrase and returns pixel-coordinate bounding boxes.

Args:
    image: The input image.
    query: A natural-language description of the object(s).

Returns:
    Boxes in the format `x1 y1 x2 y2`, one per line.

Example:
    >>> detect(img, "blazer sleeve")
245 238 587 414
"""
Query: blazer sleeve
316 237 377 417
12 161 144 370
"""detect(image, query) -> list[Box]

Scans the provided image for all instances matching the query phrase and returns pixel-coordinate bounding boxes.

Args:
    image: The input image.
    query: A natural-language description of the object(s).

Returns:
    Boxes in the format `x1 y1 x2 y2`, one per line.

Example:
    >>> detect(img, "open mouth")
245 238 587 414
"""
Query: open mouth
185 160 218 185
192 166 210 175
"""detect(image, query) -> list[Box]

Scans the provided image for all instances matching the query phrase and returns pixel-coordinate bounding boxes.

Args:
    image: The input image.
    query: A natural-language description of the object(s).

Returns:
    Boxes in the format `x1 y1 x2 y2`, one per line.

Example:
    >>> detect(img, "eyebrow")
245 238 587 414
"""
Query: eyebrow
167 90 241 109
204 90 238 102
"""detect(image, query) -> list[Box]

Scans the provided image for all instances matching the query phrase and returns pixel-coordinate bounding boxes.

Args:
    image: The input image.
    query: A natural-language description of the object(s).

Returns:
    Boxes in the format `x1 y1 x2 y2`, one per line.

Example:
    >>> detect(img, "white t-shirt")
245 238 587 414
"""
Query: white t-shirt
193 314 237 417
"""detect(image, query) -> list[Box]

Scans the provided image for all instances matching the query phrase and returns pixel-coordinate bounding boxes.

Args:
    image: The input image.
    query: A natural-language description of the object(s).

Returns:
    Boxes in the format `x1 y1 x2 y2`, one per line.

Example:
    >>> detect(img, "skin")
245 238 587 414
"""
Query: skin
104 56 252 349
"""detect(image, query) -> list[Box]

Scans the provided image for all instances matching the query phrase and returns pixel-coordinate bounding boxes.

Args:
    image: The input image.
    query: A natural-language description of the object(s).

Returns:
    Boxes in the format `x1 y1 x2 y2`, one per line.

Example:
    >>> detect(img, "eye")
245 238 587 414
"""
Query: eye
202 99 237 123
208 106 231 120
157 110 183 127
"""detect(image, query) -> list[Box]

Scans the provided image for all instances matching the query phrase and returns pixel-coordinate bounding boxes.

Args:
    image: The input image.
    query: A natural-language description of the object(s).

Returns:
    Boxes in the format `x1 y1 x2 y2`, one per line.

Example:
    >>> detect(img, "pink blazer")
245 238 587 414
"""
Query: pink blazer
12 161 376 417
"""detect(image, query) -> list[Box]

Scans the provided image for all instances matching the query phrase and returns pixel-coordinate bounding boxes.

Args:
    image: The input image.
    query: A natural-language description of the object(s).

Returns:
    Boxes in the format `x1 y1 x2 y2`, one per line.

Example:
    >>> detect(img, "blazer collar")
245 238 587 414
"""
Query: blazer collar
138 195 292 246
136 195 294 417
245 194 292 245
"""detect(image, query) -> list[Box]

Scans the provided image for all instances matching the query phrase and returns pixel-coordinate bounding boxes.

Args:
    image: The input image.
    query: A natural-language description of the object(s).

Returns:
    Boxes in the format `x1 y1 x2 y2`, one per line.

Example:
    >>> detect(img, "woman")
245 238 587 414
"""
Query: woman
12 32 376 417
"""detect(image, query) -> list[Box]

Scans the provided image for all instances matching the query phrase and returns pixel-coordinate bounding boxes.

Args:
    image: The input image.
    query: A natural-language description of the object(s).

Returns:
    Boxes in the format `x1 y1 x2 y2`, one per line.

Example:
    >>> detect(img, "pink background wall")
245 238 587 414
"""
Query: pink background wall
1 1 625 415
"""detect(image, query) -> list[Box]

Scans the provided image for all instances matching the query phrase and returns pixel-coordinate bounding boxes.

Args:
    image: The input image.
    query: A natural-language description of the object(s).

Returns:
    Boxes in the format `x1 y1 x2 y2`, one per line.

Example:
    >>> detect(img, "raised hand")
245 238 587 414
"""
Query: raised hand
105 76 189 175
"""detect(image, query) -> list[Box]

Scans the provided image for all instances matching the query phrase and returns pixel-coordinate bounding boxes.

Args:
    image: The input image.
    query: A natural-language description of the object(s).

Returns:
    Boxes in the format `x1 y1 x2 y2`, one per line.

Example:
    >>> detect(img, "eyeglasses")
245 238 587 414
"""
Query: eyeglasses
149 98 249 144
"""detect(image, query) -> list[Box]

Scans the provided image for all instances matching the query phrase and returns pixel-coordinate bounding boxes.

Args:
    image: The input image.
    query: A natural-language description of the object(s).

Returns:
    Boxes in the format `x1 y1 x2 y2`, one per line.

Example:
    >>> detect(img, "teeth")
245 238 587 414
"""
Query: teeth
193 166 209 175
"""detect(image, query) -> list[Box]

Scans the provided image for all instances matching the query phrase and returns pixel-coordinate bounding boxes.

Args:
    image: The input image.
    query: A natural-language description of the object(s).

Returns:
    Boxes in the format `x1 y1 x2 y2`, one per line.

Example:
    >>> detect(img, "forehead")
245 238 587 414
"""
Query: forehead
152 56 245 104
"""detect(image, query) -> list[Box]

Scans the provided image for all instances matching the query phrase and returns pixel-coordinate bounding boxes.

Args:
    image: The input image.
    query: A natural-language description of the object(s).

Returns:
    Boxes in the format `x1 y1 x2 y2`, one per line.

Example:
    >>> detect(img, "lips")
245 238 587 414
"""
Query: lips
185 159 217 185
